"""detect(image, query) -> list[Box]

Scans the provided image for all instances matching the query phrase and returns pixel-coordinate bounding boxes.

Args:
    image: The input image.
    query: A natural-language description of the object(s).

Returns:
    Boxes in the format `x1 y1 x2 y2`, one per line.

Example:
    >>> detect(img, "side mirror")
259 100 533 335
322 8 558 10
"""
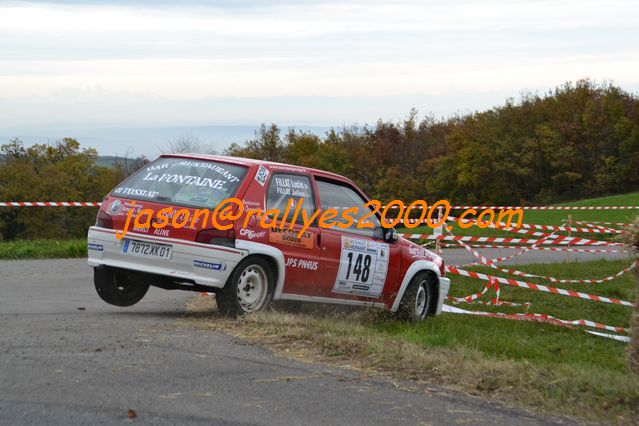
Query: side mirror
378 227 398 243
374 227 398 242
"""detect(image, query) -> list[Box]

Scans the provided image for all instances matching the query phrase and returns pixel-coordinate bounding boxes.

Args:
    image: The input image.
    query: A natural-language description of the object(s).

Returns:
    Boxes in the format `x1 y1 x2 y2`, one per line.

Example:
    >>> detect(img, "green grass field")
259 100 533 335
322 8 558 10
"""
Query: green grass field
0 239 86 260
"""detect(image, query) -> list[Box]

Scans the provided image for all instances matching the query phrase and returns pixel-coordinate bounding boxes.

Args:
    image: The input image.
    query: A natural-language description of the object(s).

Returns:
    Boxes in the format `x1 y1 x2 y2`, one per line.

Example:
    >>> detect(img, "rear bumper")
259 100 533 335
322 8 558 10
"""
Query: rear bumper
87 226 245 288
435 277 451 315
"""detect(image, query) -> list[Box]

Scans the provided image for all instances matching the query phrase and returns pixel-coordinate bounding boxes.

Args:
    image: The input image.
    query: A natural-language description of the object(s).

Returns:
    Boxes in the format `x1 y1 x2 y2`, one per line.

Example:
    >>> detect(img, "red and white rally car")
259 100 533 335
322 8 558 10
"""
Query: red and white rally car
87 154 450 320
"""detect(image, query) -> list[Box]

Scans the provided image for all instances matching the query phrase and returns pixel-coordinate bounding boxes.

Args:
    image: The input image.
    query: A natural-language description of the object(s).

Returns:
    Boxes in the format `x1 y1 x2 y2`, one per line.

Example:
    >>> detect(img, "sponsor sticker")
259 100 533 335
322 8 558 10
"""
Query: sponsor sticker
269 227 314 249
285 256 319 270
239 228 266 240
88 243 104 251
108 199 122 215
407 244 434 260
332 236 389 298
153 228 170 237
271 175 313 198
255 165 269 186
193 260 227 271
112 187 160 198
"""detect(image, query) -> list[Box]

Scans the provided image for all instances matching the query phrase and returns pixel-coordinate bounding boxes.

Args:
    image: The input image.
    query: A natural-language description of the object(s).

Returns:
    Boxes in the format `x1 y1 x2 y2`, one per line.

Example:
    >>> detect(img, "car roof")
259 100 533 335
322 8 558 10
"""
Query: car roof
161 153 351 182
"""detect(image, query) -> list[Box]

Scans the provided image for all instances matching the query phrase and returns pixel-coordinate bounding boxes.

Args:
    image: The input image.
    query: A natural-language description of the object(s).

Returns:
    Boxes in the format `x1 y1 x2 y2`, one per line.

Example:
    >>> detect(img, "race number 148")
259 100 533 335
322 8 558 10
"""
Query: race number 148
345 252 371 283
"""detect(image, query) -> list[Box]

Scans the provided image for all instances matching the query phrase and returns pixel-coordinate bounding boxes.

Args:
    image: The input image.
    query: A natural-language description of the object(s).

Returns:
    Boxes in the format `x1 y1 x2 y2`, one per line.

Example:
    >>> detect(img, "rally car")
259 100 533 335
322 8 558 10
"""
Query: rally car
87 154 450 320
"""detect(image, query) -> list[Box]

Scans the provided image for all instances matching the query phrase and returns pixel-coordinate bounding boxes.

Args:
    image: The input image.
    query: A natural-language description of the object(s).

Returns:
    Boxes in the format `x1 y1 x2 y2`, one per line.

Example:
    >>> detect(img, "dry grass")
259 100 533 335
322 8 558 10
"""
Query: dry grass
182 297 639 423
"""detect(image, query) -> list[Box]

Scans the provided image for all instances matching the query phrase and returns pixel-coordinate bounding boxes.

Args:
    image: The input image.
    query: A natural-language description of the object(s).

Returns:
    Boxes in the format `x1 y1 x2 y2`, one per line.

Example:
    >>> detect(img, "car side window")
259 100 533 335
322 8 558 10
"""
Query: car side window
316 179 381 238
266 173 316 224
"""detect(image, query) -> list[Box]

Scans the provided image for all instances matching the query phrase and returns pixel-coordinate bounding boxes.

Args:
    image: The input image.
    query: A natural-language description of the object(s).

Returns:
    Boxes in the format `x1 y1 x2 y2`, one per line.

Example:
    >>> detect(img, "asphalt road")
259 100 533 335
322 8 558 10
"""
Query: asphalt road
0 258 577 425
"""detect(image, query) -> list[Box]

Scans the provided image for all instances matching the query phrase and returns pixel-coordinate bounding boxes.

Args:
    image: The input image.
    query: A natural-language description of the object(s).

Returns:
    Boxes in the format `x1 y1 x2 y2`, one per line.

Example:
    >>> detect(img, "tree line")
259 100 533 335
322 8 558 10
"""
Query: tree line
0 139 146 240
227 80 639 205
1 79 637 240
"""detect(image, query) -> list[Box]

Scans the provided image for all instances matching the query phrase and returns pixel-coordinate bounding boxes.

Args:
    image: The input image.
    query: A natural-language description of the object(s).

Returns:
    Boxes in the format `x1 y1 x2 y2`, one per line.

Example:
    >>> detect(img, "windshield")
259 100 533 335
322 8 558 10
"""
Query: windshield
111 157 247 208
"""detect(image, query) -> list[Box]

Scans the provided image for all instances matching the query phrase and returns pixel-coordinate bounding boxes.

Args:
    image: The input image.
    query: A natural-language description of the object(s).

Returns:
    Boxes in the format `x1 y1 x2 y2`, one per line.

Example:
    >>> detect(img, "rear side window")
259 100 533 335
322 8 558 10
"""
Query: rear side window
111 157 247 208
266 173 316 224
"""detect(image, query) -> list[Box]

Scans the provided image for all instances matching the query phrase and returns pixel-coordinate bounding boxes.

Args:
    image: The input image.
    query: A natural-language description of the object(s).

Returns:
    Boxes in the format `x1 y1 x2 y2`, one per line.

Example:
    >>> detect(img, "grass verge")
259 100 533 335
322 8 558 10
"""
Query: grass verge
0 239 86 259
183 259 639 423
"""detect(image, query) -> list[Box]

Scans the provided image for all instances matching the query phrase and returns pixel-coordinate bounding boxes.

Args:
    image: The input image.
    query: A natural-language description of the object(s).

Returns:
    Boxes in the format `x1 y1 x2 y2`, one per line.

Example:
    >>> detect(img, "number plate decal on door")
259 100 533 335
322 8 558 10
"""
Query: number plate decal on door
332 236 389 298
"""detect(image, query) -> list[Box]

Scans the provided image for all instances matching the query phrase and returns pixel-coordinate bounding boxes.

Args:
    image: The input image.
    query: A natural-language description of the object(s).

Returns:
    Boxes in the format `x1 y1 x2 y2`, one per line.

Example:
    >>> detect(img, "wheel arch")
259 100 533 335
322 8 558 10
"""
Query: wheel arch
232 240 286 299
390 260 441 313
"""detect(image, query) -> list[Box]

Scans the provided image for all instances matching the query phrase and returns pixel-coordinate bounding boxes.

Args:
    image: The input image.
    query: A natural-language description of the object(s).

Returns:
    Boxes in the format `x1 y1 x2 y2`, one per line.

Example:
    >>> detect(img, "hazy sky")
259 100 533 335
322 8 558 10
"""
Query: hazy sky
2 0 639 129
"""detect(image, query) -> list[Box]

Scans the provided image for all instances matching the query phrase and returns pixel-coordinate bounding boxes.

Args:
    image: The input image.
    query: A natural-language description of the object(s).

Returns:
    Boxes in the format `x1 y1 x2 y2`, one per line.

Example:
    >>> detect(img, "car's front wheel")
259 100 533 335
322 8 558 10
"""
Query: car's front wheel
94 267 150 307
397 271 435 321
217 257 275 316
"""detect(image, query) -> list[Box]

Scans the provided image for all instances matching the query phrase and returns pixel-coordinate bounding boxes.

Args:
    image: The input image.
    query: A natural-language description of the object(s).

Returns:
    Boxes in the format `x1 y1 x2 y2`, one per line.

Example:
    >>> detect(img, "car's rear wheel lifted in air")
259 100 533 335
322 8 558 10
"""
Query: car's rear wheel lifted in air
94 267 150 307
397 271 436 321
217 256 275 316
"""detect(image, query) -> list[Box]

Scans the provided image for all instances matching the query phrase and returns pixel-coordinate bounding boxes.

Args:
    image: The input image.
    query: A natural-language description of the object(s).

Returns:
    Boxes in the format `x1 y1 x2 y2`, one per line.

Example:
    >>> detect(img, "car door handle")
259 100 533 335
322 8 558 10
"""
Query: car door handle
317 233 321 246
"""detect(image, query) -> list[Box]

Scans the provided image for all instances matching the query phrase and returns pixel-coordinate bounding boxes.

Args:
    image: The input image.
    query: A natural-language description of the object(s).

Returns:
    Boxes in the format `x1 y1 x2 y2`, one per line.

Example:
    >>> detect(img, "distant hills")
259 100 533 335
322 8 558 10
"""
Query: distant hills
94 155 145 169
0 124 332 158
0 152 144 170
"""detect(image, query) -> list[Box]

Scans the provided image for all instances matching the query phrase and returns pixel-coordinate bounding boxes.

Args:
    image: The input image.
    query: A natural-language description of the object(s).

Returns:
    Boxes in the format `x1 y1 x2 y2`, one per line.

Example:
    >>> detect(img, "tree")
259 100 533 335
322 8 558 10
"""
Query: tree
225 124 285 162
164 135 218 155
0 138 120 240
220 81 639 205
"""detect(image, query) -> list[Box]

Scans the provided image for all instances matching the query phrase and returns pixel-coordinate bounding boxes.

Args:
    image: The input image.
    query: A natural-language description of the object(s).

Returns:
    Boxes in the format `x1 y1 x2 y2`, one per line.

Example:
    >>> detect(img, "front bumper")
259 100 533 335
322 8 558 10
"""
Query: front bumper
87 226 245 288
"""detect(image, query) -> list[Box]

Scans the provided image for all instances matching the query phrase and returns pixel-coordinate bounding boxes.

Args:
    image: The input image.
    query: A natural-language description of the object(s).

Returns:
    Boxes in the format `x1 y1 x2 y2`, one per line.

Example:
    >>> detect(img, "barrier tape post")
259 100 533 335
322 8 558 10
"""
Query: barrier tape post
566 214 572 262
435 205 443 257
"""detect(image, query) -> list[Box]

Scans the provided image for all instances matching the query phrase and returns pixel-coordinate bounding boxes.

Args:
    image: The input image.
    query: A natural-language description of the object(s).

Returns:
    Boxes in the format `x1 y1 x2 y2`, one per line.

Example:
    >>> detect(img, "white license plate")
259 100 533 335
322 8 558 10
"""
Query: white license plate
122 239 172 260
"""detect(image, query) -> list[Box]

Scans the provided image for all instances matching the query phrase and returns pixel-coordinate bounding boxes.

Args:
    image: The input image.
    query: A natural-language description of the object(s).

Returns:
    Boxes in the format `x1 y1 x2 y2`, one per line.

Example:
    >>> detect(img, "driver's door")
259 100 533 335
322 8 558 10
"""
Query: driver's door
314 178 401 302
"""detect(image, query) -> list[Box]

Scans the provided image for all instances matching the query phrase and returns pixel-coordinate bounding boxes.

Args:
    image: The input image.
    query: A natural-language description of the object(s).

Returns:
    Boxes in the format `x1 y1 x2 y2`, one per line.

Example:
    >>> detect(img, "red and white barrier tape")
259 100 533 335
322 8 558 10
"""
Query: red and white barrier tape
0 201 102 207
440 243 622 253
578 220 631 227
398 216 624 234
586 331 630 342
450 215 623 235
450 227 636 284
447 205 639 211
445 265 633 307
451 216 626 244
526 246 623 253
449 222 560 266
399 233 621 246
445 226 534 304
2 202 637 211
517 223 622 234
458 237 554 266
575 220 617 231
447 279 529 307
487 262 637 284
443 305 629 335
395 218 438 224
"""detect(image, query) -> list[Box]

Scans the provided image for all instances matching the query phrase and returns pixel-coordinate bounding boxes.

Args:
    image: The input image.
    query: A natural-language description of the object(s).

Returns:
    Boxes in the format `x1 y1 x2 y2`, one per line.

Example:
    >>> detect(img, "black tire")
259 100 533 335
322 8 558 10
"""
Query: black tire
217 256 275 317
94 267 149 307
397 271 436 321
